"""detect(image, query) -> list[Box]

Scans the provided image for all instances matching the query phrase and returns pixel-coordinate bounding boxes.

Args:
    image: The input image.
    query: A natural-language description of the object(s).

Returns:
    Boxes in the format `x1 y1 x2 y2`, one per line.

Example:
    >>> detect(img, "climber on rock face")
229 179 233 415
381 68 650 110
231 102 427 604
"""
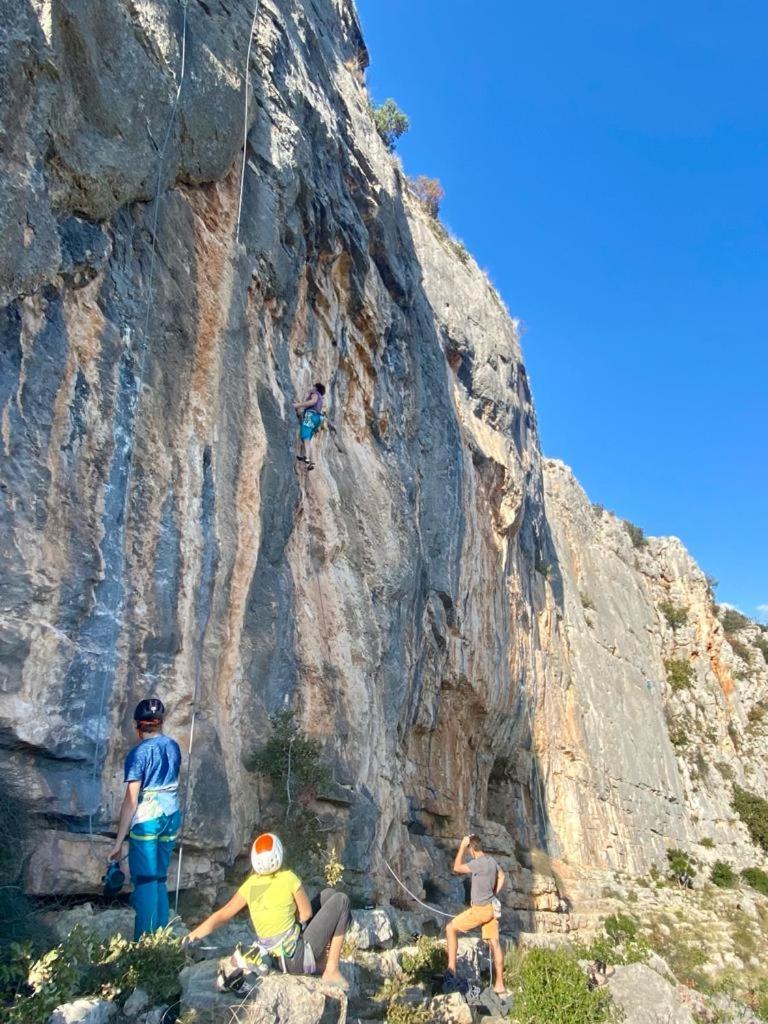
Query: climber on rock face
295 382 326 471
184 832 351 989
445 834 508 996
108 698 182 940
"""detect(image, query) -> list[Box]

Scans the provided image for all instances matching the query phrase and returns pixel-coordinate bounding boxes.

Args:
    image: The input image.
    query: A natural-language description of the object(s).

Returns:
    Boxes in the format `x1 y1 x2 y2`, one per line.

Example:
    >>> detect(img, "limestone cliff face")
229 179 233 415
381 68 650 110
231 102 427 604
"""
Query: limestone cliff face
540 460 768 881
1 0 551 903
1 0 766 914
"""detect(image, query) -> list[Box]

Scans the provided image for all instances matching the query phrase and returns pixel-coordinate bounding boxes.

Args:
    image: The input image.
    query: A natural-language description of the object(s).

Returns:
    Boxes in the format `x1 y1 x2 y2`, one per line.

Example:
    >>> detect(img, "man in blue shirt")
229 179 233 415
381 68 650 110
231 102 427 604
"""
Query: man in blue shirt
108 698 182 939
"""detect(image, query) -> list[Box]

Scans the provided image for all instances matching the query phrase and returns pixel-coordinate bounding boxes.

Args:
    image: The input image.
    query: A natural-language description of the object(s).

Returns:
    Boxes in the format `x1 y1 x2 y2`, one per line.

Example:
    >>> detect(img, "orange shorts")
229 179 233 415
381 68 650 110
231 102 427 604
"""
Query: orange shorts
449 903 499 941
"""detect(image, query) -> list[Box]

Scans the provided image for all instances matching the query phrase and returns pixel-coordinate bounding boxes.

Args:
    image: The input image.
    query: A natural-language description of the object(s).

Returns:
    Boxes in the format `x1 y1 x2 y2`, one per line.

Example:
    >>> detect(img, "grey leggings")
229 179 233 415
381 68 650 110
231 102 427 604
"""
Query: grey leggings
286 888 350 974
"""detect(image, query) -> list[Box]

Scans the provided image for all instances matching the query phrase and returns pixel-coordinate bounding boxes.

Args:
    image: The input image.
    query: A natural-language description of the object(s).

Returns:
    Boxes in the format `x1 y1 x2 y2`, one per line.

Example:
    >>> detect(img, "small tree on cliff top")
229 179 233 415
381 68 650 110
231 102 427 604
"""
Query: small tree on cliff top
409 175 445 218
371 98 410 151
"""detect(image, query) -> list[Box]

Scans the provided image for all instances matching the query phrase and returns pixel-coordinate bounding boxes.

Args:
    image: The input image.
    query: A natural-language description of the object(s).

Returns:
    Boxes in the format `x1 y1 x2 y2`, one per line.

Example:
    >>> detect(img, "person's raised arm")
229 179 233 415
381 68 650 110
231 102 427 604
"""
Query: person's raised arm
453 835 472 875
293 886 313 925
185 891 248 943
494 867 506 894
108 781 141 861
294 390 317 412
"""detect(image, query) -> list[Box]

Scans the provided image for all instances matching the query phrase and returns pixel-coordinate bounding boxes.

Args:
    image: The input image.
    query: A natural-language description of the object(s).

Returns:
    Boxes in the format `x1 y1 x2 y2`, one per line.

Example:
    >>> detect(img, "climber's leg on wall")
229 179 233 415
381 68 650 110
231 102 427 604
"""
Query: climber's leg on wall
297 410 323 470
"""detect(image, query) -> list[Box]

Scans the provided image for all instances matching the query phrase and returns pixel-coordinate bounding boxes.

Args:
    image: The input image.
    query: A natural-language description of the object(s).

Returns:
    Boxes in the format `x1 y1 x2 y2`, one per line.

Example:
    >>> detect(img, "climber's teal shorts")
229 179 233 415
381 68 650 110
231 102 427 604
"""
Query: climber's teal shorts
300 410 323 440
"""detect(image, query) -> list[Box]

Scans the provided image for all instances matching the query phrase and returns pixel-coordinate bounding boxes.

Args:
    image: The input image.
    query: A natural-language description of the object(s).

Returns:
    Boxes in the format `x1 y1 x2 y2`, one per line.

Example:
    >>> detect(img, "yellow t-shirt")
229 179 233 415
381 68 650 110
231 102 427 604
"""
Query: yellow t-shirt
237 869 302 940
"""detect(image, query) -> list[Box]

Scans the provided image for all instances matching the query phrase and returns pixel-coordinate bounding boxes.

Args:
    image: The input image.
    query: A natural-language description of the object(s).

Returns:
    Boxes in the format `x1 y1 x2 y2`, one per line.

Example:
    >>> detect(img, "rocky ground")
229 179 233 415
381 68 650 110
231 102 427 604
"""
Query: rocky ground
26 874 768 1024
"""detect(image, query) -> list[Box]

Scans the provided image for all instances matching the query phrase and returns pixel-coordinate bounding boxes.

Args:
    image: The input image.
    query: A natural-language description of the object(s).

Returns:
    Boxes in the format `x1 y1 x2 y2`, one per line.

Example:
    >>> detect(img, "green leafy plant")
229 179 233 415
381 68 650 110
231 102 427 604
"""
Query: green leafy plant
623 520 648 549
323 847 344 888
666 849 697 888
409 175 444 218
665 658 694 692
576 914 650 967
385 1003 431 1024
668 724 690 749
580 592 595 611
732 784 768 852
727 636 752 663
741 867 768 897
721 608 750 633
710 861 738 889
247 711 334 878
400 936 447 985
506 948 614 1024
659 602 689 630
755 637 768 665
698 837 715 849
371 98 410 151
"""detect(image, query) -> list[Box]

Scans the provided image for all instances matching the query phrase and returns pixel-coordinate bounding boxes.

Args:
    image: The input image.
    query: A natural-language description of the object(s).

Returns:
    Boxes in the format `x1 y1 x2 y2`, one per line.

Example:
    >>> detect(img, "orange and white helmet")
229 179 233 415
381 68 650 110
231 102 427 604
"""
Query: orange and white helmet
250 833 284 875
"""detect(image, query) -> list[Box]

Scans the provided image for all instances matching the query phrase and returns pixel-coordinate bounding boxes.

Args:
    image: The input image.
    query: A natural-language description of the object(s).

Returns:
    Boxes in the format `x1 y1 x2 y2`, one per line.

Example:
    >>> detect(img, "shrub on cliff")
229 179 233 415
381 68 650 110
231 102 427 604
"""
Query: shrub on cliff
666 848 696 887
577 913 650 966
710 860 738 888
659 602 688 630
246 710 334 877
732 785 768 853
623 519 647 549
721 608 750 633
741 866 768 897
371 98 410 151
756 637 768 664
409 175 444 218
665 657 694 692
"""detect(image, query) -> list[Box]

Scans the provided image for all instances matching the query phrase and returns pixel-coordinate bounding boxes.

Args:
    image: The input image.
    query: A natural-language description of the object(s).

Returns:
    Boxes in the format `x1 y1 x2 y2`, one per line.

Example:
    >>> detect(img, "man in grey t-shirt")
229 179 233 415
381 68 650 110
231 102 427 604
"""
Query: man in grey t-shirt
445 834 507 995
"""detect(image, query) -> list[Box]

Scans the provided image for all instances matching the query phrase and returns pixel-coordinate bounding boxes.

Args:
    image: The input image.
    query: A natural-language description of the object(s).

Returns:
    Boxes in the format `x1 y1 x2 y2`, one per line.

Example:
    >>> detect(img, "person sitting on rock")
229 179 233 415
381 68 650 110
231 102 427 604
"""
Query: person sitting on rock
294 382 326 471
108 698 182 940
445 834 508 995
185 832 350 988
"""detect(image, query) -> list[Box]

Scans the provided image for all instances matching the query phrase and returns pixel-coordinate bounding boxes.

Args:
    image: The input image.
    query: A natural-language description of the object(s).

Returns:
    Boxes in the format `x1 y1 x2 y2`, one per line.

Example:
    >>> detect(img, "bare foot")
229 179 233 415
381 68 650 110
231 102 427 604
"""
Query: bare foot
321 969 349 989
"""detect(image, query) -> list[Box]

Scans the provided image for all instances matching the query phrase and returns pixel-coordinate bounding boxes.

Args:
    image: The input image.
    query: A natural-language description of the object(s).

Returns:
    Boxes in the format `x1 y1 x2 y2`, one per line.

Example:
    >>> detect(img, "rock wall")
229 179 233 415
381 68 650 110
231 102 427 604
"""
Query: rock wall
539 460 768 880
1 0 766 911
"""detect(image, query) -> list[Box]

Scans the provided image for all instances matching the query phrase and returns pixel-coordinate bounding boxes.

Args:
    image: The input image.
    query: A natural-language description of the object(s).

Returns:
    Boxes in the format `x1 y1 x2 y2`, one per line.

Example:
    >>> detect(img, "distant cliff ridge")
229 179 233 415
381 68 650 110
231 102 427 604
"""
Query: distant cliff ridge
1 0 766 919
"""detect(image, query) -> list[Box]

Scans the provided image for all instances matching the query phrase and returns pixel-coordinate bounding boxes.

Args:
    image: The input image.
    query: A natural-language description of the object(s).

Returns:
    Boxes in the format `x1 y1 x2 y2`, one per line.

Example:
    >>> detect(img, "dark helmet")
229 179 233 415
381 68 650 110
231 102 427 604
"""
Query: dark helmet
133 697 165 724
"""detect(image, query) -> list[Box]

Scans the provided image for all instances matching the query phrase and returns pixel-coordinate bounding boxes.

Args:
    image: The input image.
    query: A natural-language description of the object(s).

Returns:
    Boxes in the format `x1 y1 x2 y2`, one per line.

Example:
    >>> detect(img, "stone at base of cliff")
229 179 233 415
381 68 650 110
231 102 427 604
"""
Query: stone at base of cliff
428 992 474 1023
179 960 347 1024
49 998 116 1024
607 964 694 1024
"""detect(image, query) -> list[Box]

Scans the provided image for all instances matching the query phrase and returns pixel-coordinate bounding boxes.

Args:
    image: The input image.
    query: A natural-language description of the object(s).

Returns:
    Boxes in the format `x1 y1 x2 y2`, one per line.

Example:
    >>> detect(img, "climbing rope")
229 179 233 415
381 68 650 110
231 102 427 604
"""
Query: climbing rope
87 0 189 847
173 669 200 913
235 0 261 244
381 856 454 919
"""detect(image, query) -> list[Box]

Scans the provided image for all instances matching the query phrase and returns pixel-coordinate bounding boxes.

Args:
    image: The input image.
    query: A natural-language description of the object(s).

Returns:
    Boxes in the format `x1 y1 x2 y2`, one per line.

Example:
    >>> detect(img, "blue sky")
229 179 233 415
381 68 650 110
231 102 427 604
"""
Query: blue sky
357 0 767 621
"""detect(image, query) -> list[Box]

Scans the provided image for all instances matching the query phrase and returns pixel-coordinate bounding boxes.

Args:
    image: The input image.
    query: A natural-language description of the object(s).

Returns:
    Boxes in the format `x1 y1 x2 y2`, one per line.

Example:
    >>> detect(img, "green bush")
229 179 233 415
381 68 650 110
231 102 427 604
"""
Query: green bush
371 98 410 151
4 926 185 1024
666 849 696 887
721 608 750 633
755 637 768 664
659 602 689 630
385 1004 431 1024
710 861 738 888
665 658 694 692
748 704 767 725
623 520 648 549
698 837 715 849
668 725 689 749
580 592 595 611
732 785 768 852
400 936 446 985
577 914 650 967
506 948 613 1024
247 710 333 877
727 636 752 663
741 867 768 897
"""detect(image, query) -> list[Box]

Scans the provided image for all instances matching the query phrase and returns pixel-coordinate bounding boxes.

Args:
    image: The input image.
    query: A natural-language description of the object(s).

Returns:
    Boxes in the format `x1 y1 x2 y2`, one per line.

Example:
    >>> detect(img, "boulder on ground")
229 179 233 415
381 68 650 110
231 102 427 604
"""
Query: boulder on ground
347 908 394 950
122 988 150 1017
179 959 347 1023
429 991 474 1022
607 963 695 1024
49 998 116 1024
41 903 135 942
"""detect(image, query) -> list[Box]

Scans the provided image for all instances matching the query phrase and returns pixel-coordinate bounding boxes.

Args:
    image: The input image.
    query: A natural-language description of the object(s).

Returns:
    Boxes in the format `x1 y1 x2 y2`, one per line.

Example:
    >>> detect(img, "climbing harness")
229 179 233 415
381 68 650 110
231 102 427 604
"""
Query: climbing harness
236 0 261 243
